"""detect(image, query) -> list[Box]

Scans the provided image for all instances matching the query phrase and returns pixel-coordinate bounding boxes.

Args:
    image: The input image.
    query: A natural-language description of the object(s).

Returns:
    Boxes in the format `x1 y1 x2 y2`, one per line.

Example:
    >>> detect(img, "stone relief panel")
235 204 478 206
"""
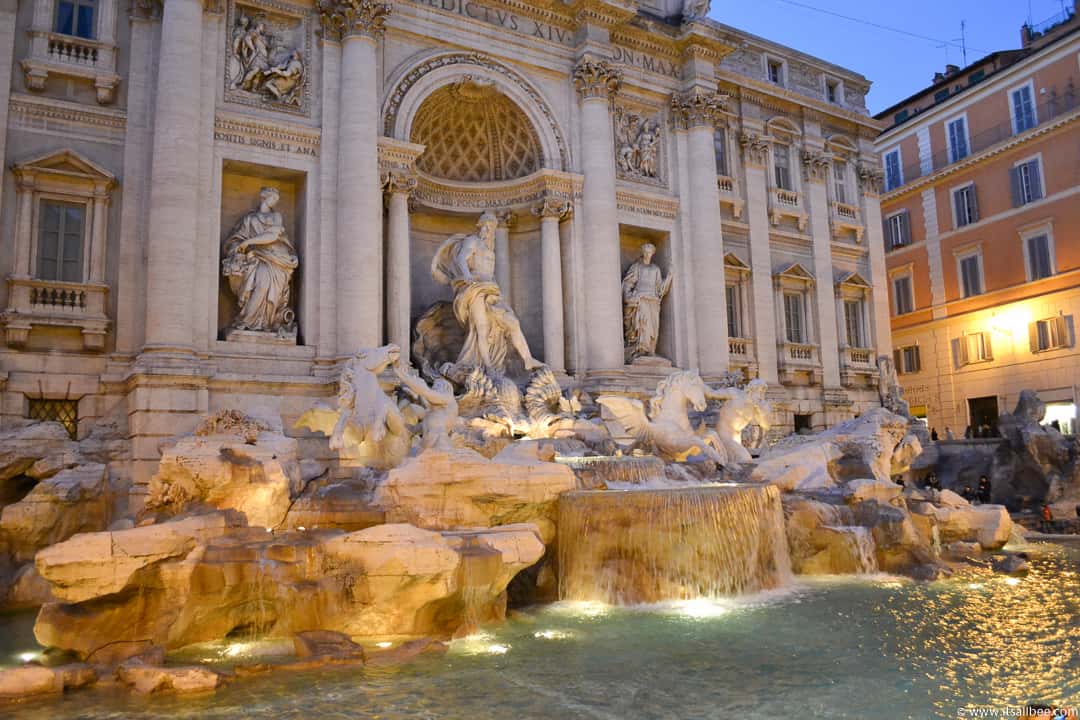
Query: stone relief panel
225 0 312 115
614 105 666 188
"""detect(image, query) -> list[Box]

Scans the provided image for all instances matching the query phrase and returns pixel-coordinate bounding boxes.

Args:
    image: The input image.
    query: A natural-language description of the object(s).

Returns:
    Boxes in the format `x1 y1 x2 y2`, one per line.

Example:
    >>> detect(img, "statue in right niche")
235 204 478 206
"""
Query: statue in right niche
622 242 673 362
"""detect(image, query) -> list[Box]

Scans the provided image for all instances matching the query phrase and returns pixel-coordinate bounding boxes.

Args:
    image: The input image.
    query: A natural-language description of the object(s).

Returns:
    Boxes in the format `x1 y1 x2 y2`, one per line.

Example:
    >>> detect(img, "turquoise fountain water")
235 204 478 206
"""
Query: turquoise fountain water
2 540 1077 719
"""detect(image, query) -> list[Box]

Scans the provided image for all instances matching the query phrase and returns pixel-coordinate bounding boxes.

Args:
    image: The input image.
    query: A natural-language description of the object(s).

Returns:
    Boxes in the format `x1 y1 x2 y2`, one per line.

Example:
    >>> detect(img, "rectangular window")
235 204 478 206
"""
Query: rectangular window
885 211 911 250
1010 159 1043 206
767 59 784 85
833 161 848 204
1026 234 1054 280
884 149 903 191
953 185 979 227
934 88 951 104
773 145 792 190
959 253 983 297
27 398 79 439
54 0 96 39
1011 85 1037 133
726 284 740 338
36 200 85 283
892 275 914 315
894 345 921 374
954 332 993 366
825 79 841 104
783 292 804 344
844 300 864 347
1030 316 1072 352
714 128 728 176
947 117 969 162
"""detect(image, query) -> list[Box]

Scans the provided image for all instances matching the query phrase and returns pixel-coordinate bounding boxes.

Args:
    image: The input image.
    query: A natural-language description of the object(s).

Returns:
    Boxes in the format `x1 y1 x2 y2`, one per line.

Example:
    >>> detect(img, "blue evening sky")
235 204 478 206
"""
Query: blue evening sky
705 0 1074 114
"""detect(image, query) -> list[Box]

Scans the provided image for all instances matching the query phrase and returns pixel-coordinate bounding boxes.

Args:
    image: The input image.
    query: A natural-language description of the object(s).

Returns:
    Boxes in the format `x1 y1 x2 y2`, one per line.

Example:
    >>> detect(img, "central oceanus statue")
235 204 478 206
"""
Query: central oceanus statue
599 369 726 464
430 211 544 376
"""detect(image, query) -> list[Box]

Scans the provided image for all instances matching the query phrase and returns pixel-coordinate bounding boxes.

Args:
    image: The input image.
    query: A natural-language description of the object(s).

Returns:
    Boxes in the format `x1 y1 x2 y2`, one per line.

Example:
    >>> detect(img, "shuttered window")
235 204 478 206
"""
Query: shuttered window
884 150 902 191
953 332 993 367
893 345 921 375
1010 159 1043 206
726 284 740 338
1026 235 1053 280
1030 316 1073 353
947 117 969 162
885 211 911 249
953 185 979 227
959 254 983 297
893 276 914 315
1011 85 1037 133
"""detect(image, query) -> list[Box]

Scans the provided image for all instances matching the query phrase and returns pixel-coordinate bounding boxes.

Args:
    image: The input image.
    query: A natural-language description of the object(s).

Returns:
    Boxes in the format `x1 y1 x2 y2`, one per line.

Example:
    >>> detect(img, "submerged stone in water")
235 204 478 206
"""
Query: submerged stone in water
556 485 792 604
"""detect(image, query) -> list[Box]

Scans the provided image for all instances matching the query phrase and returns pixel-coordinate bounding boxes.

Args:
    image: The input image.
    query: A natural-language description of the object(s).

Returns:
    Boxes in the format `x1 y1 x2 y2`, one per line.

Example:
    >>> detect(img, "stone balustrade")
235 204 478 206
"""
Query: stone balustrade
768 187 808 231
716 175 745 219
830 201 865 243
1 277 109 350
47 34 102 67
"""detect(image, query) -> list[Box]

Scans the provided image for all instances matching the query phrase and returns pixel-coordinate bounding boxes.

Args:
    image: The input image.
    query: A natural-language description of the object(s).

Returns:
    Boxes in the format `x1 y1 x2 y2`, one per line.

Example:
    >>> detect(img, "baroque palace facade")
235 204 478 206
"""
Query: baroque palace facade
0 0 889 489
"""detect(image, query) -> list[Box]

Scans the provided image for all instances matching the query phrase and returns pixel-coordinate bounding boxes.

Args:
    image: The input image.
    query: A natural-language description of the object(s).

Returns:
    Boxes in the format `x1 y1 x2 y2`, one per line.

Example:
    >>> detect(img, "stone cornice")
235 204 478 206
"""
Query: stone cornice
318 0 391 41
414 168 583 213
130 0 162 20
726 77 883 135
9 93 127 144
670 87 729 130
214 111 321 155
610 26 682 62
674 28 735 64
739 131 769 167
573 56 622 100
377 136 426 173
569 0 637 29
801 150 830 184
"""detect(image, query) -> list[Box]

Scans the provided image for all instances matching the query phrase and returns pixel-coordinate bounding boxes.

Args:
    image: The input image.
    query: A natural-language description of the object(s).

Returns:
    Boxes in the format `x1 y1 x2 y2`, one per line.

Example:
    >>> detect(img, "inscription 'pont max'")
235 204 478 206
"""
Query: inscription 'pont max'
405 0 573 45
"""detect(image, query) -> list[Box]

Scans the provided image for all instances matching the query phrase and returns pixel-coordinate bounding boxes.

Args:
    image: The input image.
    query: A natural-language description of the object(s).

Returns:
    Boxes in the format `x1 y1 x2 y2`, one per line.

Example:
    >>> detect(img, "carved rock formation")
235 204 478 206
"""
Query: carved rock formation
372 445 577 544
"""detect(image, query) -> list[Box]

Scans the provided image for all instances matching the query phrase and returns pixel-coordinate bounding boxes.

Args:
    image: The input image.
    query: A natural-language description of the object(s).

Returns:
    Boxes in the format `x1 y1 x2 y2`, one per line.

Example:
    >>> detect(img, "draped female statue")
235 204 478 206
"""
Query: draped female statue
622 242 673 361
222 187 299 335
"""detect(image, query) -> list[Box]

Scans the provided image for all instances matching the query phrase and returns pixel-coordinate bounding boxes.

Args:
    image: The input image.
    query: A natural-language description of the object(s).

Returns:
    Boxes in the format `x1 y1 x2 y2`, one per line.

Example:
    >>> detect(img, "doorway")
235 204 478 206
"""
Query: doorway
967 396 999 437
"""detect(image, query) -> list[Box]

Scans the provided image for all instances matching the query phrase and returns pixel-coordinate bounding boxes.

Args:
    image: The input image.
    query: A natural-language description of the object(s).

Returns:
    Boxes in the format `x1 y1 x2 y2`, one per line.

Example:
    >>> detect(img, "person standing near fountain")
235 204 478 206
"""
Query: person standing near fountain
622 242 673 363
432 212 544 375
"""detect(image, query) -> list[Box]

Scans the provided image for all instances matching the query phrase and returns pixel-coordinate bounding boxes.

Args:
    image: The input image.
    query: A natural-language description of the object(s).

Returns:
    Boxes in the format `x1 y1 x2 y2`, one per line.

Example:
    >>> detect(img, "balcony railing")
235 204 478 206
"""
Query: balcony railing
889 87 1076 191
845 347 874 366
768 188 808 231
716 175 745 219
830 201 865 242
30 283 87 311
47 34 103 68
2 277 109 350
729 337 753 357
785 342 816 362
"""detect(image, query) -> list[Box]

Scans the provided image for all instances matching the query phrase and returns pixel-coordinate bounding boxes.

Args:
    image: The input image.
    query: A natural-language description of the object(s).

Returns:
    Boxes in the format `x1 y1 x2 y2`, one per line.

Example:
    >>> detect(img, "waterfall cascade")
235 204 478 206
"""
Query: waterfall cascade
554 455 667 489
556 485 793 605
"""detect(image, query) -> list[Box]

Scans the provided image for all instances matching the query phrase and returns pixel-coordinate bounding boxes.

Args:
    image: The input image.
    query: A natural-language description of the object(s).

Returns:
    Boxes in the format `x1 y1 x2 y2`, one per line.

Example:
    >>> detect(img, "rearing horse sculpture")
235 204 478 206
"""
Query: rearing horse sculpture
599 369 727 465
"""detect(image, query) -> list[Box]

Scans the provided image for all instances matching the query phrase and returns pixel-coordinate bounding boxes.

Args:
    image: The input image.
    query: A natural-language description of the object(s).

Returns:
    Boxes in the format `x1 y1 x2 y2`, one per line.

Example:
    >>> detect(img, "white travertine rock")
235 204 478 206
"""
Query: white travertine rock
0 463 110 562
753 408 911 490
147 428 302 528
928 504 1012 550
117 662 225 694
936 489 970 508
844 478 903 506
33 519 543 660
0 422 79 482
372 447 576 543
35 511 244 602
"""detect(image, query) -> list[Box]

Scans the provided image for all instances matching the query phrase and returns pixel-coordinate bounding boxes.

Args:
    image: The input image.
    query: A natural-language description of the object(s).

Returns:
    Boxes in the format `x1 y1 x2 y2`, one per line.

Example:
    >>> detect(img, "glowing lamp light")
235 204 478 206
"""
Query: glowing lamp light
375 641 393 649
533 629 574 640
989 307 1030 338
17 651 39 663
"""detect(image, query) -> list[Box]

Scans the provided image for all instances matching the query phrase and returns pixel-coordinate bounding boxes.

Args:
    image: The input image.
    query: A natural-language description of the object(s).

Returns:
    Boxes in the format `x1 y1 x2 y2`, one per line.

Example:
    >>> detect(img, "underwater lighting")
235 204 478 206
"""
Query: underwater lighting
17 651 40 663
533 629 574 640
375 641 393 648
485 643 510 654
668 599 730 619
224 642 255 658
1004 577 1021 586
556 601 610 618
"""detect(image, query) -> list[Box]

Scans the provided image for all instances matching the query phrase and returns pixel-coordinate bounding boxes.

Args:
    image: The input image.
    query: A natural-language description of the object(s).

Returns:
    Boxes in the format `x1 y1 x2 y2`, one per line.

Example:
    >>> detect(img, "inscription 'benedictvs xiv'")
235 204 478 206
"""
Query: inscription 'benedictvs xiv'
405 0 574 45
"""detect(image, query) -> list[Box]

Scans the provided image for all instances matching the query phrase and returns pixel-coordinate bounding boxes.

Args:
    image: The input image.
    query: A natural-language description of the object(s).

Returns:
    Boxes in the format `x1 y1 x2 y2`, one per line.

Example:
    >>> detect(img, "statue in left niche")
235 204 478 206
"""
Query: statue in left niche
222 186 299 338
227 12 305 107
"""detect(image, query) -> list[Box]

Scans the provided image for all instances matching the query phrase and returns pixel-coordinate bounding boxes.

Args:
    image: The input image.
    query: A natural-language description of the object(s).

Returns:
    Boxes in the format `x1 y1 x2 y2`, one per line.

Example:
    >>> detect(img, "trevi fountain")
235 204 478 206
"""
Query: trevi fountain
0 0 1077 717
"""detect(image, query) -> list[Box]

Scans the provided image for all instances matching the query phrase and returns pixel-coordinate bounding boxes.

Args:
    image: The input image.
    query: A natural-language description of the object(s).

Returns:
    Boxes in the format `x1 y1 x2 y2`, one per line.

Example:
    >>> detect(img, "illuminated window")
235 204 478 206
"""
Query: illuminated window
1030 316 1073 353
954 332 993 367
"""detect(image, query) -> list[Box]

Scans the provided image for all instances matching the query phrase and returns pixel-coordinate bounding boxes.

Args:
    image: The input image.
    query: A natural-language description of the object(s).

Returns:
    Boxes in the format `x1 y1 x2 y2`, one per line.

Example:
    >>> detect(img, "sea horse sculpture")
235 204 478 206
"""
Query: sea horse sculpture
598 369 726 464
295 344 410 470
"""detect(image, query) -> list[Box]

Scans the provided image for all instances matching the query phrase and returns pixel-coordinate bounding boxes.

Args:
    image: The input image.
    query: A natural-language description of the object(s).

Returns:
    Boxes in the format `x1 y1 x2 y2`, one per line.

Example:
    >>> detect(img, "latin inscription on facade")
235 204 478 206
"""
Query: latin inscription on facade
611 46 680 79
214 130 318 156
404 0 573 45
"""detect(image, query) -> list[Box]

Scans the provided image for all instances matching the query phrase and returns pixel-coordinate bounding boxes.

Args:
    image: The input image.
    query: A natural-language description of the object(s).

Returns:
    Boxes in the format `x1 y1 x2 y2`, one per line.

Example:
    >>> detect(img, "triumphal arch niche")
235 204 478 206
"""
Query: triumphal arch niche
381 52 581 380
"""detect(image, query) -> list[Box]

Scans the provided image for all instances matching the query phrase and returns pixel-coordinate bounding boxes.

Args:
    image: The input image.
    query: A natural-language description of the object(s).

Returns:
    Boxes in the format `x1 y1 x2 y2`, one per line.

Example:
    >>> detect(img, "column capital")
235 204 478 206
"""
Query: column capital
318 0 391 41
496 210 518 229
533 197 571 220
381 169 417 196
857 162 884 197
202 0 225 15
670 88 728 130
739 131 770 168
801 150 830 184
573 56 621 100
130 0 162 21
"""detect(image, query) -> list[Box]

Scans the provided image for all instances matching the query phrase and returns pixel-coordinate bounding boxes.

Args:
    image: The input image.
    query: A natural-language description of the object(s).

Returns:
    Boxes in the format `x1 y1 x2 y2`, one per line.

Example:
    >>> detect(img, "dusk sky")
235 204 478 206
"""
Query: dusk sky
706 0 1074 114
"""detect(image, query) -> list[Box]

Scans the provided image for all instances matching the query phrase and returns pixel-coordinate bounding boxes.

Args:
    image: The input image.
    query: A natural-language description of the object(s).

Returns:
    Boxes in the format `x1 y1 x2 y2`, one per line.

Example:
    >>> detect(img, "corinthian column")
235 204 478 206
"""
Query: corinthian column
573 56 623 372
533 198 570 372
383 169 415 353
142 0 204 354
672 88 729 375
320 0 390 355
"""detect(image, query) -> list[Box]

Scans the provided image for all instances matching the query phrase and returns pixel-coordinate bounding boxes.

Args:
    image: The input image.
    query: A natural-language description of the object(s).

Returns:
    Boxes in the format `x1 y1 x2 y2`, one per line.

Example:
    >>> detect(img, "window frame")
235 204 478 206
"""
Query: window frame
1020 223 1056 282
896 344 921 375
772 142 793 191
955 246 985 298
945 112 971 164
35 197 89 283
764 56 787 87
1030 315 1073 353
783 290 806 344
1009 80 1038 135
950 181 979 229
832 159 849 205
1011 154 1045 206
53 0 99 40
891 270 915 316
883 147 903 191
824 76 844 105
884 209 911 250
714 126 729 177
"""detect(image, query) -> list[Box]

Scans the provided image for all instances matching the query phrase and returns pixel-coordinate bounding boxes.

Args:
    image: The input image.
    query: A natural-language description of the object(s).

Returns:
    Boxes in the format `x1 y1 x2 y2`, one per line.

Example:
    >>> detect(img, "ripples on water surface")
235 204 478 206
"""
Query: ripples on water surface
3 541 1078 720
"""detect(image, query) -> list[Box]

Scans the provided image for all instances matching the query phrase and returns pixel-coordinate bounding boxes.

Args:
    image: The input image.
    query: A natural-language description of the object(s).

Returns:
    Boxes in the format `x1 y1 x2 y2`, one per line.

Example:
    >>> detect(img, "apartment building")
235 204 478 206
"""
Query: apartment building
875 3 1080 435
